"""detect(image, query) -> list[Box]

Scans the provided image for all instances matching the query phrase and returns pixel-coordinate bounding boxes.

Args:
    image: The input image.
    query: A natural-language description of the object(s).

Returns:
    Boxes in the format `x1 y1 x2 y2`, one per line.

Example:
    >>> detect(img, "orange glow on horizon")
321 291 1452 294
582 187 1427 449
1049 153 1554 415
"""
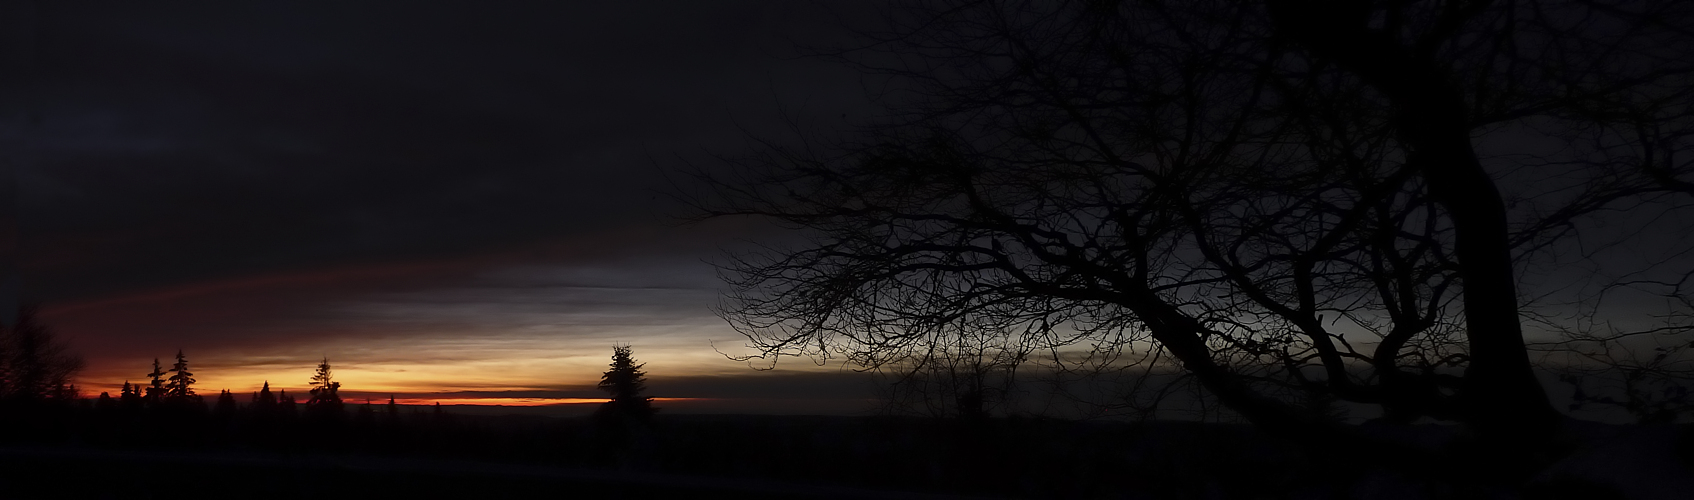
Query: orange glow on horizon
388 397 709 407
74 343 811 402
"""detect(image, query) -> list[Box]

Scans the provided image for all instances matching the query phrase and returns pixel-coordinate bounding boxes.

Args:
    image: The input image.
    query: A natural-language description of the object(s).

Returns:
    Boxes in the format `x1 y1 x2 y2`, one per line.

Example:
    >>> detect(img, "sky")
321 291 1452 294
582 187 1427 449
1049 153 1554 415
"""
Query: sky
9 1 893 411
8 2 1689 424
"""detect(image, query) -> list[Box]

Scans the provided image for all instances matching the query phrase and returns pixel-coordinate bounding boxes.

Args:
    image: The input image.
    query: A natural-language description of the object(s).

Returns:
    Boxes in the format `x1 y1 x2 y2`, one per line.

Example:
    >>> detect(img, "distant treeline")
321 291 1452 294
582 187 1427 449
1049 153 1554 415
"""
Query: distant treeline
0 334 667 466
0 306 1480 499
85 344 657 423
0 336 746 490
96 351 351 419
0 304 657 426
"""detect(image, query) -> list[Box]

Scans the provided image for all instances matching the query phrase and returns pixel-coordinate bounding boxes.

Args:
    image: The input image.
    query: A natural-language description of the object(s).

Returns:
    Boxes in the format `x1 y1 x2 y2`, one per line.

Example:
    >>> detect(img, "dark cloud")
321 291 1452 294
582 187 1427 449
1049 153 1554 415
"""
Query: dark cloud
18 1 886 403
23 1 873 303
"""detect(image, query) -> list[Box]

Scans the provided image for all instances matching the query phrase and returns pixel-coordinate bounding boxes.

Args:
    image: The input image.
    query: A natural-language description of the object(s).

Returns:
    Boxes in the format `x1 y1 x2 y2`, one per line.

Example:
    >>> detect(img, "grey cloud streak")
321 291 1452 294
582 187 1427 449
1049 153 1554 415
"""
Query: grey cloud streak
16 1 889 403
23 1 873 303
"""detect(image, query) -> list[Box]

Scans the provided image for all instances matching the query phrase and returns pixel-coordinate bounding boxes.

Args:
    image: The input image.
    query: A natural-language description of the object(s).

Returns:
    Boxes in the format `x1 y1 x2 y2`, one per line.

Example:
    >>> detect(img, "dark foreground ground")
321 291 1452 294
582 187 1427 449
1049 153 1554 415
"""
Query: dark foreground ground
0 446 999 499
0 408 1689 499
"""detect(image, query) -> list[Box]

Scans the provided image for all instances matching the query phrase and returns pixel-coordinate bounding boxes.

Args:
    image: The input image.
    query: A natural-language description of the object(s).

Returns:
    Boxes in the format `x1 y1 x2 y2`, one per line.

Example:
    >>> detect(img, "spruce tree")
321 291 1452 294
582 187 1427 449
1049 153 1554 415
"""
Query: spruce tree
120 381 142 409
215 389 237 415
252 381 277 414
596 345 655 423
307 358 343 417
144 359 167 404
278 389 296 416
384 395 401 427
164 350 197 402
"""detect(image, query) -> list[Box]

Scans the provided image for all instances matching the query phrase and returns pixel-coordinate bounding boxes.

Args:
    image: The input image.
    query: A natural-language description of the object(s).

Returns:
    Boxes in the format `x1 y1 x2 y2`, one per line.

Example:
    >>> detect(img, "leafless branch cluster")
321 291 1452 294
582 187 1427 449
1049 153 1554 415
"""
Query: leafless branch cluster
0 305 84 403
695 0 1694 435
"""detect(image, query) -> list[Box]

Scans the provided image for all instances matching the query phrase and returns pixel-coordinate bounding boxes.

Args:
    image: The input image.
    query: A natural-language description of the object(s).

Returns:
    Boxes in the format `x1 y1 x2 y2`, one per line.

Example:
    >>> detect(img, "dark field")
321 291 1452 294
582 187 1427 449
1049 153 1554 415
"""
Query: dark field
0 406 1324 499
1 405 1689 499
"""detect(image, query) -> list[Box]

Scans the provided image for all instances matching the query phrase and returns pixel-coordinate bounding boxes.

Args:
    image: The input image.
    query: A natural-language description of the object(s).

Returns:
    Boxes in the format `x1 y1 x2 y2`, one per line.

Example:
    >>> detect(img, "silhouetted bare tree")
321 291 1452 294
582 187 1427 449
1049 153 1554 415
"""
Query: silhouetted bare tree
699 0 1694 471
0 305 83 404
1539 301 1694 423
878 321 1026 420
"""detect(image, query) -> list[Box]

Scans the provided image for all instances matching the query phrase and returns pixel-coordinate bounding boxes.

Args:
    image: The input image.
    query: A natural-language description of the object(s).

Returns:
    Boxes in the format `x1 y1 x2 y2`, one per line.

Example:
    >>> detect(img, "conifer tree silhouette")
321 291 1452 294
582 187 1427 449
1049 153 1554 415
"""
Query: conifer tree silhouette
144 359 167 404
278 389 297 415
215 389 237 415
119 381 142 410
252 380 277 414
384 395 400 426
596 345 655 423
164 350 197 402
307 358 343 417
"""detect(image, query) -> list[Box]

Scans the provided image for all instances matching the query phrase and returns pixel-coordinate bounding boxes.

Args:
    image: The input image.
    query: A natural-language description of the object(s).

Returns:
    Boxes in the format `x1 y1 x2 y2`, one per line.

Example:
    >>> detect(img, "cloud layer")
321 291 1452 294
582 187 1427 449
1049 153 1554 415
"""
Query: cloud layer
21 1 884 408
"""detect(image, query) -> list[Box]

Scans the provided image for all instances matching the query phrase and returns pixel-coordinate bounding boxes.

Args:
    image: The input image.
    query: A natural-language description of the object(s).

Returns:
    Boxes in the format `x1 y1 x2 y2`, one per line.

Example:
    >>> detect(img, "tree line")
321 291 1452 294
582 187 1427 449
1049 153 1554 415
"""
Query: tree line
97 352 351 419
0 303 656 428
89 345 655 426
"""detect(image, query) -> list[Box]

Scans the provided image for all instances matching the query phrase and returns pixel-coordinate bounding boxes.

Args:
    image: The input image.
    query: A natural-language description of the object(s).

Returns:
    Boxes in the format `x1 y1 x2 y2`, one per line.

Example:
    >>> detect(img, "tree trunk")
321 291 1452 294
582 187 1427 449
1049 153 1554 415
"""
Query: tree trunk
1263 1 1559 443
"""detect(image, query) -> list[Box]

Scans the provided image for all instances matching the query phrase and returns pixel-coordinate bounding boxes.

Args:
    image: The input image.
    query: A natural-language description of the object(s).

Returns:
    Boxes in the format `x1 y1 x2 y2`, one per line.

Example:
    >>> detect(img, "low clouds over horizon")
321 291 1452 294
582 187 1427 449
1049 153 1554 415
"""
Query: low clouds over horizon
15 1 888 405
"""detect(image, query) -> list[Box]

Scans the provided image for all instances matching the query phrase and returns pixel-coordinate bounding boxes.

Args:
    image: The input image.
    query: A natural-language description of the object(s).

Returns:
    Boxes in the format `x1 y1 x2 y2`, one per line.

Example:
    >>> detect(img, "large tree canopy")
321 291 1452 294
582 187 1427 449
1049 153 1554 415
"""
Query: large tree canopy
701 0 1694 452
